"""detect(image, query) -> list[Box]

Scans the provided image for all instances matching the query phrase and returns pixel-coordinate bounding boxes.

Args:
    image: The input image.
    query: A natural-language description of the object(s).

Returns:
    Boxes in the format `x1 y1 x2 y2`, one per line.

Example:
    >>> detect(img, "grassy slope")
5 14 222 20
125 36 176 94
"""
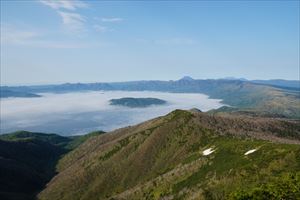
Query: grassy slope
38 110 300 200
200 81 300 118
0 131 104 200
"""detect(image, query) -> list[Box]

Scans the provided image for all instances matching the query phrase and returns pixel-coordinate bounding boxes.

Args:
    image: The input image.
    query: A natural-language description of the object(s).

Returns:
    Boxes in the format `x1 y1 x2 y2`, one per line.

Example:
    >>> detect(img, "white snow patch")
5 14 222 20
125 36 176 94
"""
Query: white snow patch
202 148 215 156
244 149 257 155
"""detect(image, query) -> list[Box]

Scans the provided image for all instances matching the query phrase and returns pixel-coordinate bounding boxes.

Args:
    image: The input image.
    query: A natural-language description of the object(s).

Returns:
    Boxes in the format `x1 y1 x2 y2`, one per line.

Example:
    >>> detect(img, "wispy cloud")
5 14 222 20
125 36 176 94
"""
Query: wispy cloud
101 17 124 22
58 11 85 31
155 38 197 45
1 25 95 49
1 24 39 45
93 25 109 33
39 0 87 11
135 38 150 44
135 38 197 46
39 0 87 32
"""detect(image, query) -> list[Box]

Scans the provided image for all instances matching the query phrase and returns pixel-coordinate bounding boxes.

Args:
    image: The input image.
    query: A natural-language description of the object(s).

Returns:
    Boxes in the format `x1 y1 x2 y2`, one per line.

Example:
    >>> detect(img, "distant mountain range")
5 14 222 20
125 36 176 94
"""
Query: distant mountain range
221 77 299 89
251 79 300 90
1 77 299 118
1 110 299 200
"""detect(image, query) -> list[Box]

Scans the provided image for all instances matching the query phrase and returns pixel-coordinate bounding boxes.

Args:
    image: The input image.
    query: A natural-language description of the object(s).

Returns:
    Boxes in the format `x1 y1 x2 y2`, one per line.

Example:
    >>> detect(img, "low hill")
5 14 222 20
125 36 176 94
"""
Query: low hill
38 110 300 200
0 89 41 98
110 97 167 108
0 131 104 200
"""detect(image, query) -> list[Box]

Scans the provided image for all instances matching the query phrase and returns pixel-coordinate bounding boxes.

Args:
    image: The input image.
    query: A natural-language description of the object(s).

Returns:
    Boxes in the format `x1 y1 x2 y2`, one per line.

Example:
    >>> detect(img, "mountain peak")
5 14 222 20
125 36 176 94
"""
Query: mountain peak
189 108 202 113
179 76 194 81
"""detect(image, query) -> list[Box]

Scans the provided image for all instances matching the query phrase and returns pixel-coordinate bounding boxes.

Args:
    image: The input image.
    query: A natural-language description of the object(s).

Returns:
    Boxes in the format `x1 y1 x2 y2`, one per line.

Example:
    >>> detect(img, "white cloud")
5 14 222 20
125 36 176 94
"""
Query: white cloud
27 41 93 49
101 17 124 22
155 38 197 45
134 38 197 46
39 0 87 11
135 38 150 44
1 25 38 45
93 25 109 33
40 0 88 32
1 25 95 49
58 11 85 31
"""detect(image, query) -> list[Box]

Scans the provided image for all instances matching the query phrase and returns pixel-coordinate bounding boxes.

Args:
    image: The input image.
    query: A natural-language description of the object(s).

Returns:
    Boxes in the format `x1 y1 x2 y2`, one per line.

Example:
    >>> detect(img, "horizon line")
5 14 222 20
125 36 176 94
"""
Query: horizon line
1 77 299 87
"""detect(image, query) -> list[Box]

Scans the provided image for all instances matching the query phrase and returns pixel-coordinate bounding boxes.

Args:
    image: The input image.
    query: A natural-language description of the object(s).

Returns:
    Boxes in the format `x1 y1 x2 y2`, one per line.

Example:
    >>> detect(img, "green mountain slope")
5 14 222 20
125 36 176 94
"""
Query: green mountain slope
0 131 104 200
38 110 300 200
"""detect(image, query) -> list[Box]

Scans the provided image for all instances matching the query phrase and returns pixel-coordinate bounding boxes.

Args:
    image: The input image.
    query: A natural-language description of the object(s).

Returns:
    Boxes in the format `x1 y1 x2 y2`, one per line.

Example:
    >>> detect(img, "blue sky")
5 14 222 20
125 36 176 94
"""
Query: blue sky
1 0 299 85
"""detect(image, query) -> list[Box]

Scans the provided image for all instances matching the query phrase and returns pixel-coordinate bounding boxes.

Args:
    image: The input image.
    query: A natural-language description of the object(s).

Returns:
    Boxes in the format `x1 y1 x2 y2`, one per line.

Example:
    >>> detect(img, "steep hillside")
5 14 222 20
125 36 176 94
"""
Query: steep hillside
38 110 300 200
0 131 104 200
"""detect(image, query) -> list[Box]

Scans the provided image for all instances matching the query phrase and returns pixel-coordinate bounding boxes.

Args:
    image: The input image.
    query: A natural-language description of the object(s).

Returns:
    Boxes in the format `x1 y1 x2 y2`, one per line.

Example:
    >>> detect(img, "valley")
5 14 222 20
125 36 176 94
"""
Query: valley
1 110 299 200
0 131 104 200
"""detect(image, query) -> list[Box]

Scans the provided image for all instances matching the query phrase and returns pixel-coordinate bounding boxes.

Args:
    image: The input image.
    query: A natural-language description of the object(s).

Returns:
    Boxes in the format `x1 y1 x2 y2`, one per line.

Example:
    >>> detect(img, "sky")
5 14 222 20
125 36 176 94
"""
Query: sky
1 0 299 85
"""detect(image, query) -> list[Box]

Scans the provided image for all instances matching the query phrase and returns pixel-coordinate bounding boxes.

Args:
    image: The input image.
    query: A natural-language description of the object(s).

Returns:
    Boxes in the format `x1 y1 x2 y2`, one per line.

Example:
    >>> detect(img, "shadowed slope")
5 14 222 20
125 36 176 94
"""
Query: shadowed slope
0 131 104 200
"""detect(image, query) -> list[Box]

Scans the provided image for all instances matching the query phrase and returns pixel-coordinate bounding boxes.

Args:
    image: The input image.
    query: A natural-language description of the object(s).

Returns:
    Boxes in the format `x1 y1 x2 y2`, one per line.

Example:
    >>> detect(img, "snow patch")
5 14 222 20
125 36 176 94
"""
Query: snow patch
244 149 257 155
202 148 215 156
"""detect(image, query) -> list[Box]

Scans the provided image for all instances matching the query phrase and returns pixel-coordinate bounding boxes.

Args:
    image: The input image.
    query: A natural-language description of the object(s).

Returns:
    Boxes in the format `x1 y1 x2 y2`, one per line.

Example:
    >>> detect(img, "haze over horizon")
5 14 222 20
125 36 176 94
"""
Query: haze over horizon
1 76 299 87
1 0 299 85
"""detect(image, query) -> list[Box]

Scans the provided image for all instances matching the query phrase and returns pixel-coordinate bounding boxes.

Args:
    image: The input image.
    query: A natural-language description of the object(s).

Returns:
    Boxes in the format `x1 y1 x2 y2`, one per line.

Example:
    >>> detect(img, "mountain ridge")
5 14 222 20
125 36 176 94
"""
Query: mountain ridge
37 110 300 200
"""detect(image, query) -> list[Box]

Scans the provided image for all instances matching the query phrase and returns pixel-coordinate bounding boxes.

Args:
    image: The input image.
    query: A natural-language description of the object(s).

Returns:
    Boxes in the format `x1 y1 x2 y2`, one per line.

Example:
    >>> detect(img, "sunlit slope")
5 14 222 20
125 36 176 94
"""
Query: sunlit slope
38 110 300 200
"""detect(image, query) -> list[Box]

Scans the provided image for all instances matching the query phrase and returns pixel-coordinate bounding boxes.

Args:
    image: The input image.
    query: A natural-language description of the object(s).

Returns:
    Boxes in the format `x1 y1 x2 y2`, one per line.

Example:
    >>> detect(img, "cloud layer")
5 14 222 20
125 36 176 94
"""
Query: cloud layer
0 91 224 135
58 11 86 31
101 17 124 22
40 0 88 10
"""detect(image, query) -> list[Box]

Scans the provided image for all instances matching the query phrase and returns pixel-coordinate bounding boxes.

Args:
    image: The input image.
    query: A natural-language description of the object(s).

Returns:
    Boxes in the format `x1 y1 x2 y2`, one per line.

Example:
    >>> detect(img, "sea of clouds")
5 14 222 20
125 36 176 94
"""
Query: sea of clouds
0 91 224 135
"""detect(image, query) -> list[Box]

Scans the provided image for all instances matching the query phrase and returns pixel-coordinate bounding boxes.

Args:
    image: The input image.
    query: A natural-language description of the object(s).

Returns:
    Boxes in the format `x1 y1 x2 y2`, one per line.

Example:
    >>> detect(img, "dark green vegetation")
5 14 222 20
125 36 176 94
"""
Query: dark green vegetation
110 97 167 108
0 89 41 98
0 131 104 200
230 173 300 200
35 110 300 200
2 78 299 118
